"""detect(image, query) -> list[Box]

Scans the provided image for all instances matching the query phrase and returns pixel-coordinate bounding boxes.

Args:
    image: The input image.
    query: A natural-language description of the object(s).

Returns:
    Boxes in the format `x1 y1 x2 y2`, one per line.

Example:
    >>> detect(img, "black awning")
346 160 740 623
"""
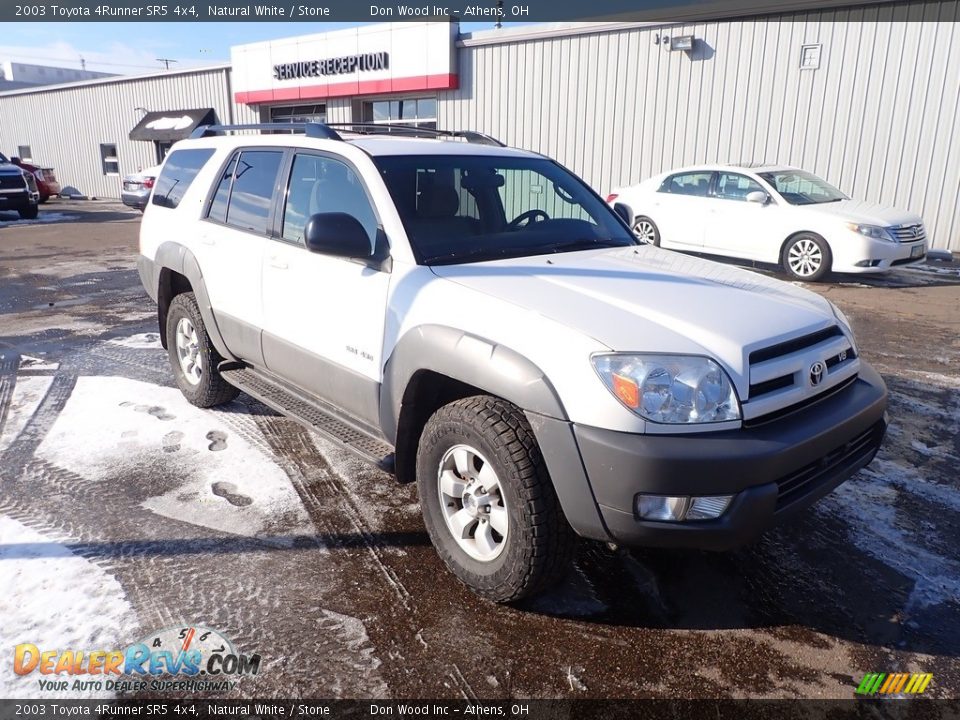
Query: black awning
129 108 217 142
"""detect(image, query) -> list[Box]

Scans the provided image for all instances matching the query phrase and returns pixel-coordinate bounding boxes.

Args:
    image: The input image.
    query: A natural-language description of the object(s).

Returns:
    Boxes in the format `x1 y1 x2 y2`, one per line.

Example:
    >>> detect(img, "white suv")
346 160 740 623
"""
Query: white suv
138 124 888 602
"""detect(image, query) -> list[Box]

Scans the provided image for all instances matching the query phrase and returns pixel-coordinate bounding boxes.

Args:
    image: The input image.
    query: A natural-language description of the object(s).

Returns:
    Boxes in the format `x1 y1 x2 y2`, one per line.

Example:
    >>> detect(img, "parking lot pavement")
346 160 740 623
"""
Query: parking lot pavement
1 205 958 700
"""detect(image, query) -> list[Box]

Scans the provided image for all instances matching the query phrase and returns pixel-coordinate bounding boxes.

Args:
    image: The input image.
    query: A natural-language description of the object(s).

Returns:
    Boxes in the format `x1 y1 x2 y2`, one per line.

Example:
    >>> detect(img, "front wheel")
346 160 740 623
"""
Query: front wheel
165 292 239 408
633 216 660 246
782 233 832 281
416 396 576 603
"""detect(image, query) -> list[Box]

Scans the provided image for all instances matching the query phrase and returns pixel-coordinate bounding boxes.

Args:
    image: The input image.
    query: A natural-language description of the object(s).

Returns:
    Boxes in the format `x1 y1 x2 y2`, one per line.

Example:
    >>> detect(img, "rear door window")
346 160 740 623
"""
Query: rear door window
225 151 284 235
659 172 714 197
152 148 215 209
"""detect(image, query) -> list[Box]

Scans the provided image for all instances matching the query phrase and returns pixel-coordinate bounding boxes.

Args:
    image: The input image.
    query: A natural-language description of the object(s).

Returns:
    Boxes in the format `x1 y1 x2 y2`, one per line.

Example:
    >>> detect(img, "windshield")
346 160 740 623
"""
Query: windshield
758 169 847 205
374 155 636 265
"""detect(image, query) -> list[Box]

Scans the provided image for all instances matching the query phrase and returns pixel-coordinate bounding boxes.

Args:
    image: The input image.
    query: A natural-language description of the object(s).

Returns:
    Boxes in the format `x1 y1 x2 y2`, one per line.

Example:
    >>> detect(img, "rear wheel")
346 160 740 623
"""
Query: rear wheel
416 396 576 603
782 233 831 281
165 292 238 408
633 216 660 246
18 205 38 220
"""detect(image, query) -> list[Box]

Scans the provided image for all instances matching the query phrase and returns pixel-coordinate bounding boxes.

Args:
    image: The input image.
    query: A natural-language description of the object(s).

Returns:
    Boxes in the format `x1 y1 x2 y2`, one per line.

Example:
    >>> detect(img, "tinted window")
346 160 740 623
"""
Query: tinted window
714 172 765 201
659 172 713 197
207 153 238 223
225 151 283 234
282 154 378 249
375 155 635 265
152 148 215 209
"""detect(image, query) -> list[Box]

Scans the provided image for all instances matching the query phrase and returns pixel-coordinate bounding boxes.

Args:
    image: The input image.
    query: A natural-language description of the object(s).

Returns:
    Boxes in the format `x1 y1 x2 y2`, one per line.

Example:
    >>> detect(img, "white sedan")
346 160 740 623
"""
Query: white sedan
607 164 928 281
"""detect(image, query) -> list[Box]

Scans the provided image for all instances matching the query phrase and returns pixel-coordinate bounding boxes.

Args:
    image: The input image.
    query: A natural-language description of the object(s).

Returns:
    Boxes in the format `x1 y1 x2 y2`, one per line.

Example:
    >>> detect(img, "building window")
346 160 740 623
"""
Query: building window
100 143 119 175
17 145 32 162
270 104 327 123
362 96 437 129
800 44 822 70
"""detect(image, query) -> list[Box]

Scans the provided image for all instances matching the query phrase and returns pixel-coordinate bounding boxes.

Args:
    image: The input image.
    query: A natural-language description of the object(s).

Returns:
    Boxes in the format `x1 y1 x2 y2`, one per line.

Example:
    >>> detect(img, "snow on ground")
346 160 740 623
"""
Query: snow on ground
0 516 138 699
0 213 80 227
0 375 53 451
19 355 60 371
36 376 316 544
106 333 163 350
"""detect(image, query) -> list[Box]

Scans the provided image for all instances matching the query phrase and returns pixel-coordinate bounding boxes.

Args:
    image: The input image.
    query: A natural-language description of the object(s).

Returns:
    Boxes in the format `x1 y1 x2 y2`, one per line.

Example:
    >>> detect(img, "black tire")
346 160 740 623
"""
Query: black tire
165 292 239 408
18 205 38 220
416 395 576 603
782 233 832 282
633 216 661 246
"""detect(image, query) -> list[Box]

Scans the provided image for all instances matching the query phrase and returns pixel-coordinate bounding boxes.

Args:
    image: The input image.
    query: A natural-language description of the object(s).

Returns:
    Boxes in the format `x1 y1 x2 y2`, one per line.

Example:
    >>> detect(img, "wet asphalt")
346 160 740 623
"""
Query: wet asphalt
0 201 958 700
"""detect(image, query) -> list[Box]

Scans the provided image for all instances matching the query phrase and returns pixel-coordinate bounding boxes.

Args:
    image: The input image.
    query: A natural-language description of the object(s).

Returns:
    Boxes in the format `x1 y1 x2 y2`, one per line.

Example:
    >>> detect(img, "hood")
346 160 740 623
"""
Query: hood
800 198 923 227
0 164 23 176
431 246 838 380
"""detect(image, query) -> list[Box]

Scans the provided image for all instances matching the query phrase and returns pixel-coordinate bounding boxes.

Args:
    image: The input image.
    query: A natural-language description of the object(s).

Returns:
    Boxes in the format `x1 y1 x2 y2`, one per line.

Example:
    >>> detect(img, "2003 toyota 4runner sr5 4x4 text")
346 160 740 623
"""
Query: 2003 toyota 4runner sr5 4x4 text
137 122 887 602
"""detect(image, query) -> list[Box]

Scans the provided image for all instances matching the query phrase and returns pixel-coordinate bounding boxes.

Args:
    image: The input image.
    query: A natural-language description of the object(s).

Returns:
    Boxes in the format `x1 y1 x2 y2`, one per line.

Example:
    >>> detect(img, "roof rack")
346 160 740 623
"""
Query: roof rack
190 122 342 140
325 122 506 147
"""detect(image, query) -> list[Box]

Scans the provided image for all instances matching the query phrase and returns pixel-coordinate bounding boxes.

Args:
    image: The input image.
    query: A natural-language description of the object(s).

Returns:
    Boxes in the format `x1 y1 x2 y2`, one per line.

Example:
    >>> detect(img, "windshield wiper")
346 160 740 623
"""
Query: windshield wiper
549 238 631 253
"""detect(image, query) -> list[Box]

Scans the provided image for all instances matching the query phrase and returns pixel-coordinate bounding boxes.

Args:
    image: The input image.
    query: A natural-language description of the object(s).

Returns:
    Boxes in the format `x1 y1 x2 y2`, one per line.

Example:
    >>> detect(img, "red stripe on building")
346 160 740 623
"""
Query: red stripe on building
235 73 458 104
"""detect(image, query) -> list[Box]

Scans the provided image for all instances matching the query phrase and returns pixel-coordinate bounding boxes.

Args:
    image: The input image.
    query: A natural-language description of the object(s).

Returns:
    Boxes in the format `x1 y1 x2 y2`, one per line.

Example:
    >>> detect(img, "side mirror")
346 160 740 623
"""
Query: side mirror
746 191 769 205
613 202 634 227
304 212 371 259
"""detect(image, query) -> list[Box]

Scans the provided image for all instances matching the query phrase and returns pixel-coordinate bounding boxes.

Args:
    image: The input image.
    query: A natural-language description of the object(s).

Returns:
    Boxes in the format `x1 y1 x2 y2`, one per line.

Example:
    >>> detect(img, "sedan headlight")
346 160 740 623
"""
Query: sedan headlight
846 222 893 241
592 354 741 424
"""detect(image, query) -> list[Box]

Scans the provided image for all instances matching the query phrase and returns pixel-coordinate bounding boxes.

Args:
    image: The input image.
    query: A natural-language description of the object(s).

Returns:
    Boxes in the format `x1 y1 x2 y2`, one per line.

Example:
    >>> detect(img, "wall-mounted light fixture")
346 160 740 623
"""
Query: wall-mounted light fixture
670 35 695 52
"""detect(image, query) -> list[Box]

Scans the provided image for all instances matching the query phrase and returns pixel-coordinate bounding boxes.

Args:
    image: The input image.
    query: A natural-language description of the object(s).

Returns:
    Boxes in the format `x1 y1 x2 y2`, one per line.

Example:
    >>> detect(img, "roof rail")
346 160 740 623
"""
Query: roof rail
190 122 342 141
325 122 506 147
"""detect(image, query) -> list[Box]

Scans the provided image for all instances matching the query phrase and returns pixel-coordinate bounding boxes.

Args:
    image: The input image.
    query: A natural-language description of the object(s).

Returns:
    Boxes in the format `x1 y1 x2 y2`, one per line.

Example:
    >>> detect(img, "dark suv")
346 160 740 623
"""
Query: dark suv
0 153 40 219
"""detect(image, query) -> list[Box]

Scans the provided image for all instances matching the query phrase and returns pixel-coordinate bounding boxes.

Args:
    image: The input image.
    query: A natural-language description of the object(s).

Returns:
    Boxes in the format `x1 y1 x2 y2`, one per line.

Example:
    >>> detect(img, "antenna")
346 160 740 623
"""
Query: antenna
156 58 178 70
80 55 86 70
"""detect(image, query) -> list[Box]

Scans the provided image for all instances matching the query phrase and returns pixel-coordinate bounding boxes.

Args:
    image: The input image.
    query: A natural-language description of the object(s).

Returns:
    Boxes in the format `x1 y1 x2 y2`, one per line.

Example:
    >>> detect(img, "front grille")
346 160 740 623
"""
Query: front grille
745 325 859 423
744 375 857 428
0 174 26 190
889 223 926 243
775 421 884 511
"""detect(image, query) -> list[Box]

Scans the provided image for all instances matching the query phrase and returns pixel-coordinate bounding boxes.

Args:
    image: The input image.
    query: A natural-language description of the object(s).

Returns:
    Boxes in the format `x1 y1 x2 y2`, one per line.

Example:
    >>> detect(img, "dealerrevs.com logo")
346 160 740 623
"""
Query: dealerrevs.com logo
855 672 933 696
14 626 261 694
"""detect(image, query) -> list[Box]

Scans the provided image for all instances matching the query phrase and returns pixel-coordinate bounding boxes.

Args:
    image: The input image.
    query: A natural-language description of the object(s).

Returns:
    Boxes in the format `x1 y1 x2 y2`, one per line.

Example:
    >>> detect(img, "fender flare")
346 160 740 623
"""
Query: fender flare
154 241 235 361
380 325 567 441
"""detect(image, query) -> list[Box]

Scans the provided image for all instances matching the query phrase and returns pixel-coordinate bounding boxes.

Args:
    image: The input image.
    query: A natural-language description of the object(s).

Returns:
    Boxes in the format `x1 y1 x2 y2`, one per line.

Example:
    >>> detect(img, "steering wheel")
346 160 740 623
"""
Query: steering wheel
507 209 549 230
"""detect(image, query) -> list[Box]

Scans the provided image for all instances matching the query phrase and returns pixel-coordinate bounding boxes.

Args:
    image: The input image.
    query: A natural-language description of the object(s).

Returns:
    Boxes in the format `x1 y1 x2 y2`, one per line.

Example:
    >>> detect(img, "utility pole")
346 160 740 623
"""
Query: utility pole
156 58 178 70
80 55 86 70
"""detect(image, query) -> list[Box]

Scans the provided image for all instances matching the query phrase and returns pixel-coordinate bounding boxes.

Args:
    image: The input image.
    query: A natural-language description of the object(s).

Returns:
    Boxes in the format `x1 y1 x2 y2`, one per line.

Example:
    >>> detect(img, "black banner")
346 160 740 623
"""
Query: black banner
3 0 914 23
1 699 960 720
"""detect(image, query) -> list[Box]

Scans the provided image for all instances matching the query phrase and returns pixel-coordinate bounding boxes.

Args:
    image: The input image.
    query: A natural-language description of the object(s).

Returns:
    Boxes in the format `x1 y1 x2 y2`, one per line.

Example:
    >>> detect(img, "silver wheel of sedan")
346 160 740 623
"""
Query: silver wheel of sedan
787 237 823 278
175 317 203 386
633 217 659 246
437 444 509 562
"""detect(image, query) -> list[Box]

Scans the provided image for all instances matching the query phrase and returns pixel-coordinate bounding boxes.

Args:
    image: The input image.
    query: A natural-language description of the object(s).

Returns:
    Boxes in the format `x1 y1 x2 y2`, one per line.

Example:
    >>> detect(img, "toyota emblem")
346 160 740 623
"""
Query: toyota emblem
810 360 826 387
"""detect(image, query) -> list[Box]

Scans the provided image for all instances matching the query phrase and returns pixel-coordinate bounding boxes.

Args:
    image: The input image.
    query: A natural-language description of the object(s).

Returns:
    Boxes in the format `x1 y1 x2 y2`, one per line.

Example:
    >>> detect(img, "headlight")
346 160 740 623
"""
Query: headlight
592 354 741 424
846 222 893 241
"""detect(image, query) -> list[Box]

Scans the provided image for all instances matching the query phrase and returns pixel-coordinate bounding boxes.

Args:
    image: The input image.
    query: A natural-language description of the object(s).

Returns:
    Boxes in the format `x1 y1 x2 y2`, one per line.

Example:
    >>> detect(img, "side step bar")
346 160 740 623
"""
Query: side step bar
220 366 395 473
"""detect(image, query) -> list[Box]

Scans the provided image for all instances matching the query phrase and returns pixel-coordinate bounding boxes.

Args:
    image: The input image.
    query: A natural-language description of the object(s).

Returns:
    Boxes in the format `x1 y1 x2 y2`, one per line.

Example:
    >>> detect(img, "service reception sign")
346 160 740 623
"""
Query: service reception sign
231 22 459 104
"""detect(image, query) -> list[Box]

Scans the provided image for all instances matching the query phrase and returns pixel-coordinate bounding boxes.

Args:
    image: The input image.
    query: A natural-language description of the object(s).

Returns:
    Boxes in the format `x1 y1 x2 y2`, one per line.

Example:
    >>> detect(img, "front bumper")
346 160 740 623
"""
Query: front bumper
835 237 927 273
569 361 887 549
0 189 38 210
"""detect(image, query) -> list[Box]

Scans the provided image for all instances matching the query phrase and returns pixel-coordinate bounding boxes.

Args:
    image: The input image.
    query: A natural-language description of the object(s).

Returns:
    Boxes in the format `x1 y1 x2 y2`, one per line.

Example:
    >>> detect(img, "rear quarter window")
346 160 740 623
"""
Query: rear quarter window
152 148 216 209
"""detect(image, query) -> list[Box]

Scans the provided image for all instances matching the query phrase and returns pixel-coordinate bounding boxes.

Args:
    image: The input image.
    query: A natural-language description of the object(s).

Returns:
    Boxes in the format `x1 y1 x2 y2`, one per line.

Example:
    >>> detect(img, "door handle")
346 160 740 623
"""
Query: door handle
268 258 288 270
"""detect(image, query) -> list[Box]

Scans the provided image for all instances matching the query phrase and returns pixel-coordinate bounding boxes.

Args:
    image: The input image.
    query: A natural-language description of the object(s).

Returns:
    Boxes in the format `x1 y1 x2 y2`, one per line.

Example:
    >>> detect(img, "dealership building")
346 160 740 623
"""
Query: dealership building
1 2 958 252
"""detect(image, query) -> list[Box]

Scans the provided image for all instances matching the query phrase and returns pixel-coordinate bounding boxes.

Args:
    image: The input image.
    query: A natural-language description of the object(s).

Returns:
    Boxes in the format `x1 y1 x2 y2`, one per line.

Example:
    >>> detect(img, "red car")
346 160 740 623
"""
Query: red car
5 154 61 202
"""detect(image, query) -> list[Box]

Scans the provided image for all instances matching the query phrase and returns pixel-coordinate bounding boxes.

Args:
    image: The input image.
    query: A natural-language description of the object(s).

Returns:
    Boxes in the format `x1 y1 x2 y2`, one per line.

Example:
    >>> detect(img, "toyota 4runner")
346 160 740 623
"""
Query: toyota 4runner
137 123 888 602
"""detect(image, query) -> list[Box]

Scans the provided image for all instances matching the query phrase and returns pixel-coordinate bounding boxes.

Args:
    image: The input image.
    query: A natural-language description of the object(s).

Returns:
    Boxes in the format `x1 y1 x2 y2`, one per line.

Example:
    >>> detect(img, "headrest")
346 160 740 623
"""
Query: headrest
418 184 460 218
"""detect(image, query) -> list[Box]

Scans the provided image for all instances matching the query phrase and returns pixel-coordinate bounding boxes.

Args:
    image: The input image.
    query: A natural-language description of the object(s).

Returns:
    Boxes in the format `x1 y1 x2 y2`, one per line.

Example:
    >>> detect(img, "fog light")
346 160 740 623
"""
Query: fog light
635 494 733 522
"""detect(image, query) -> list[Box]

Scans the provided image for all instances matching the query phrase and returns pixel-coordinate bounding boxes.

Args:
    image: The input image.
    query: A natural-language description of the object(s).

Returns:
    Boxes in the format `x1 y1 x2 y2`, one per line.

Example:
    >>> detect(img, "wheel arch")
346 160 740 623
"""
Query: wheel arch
154 241 234 360
381 325 567 485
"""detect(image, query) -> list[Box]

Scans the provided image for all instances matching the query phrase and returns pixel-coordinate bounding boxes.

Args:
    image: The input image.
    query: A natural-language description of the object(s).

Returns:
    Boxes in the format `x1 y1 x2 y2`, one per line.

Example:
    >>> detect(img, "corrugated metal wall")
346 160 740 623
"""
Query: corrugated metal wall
0 66 257 200
441 2 960 251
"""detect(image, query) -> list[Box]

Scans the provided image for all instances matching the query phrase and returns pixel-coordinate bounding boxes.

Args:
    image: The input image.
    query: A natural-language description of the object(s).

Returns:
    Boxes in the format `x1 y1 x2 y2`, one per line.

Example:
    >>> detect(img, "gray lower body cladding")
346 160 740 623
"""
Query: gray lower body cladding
535 362 888 550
